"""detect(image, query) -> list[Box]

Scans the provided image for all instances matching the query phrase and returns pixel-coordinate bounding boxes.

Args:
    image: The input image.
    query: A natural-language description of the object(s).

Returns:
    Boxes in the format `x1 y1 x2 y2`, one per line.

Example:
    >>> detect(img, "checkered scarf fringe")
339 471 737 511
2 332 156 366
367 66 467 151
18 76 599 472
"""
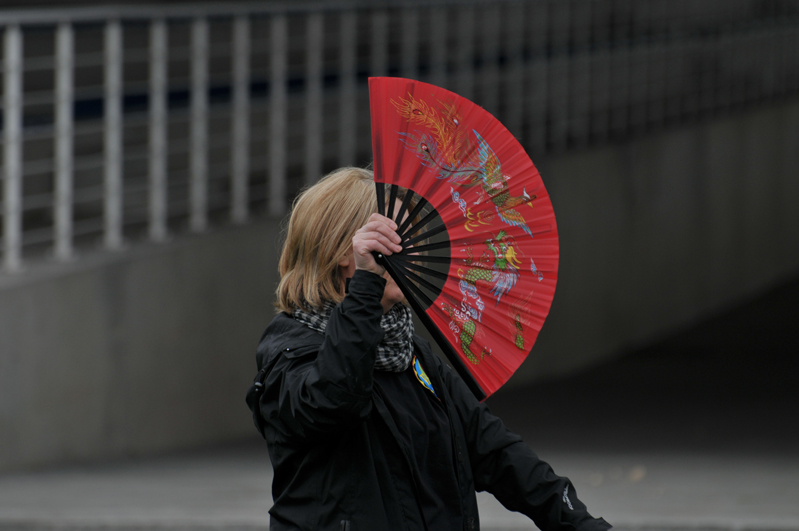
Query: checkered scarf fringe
292 300 414 372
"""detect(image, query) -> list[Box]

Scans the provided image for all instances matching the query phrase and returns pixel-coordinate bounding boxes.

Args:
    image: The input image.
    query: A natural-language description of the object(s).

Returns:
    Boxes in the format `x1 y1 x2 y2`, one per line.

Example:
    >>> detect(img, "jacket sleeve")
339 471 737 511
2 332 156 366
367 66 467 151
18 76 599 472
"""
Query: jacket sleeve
260 270 387 442
440 363 612 531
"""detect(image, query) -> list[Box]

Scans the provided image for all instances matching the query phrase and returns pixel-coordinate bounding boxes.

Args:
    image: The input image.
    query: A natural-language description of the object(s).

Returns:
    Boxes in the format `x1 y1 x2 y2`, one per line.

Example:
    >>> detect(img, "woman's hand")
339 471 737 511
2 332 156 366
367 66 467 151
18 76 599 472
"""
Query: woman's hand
352 213 403 276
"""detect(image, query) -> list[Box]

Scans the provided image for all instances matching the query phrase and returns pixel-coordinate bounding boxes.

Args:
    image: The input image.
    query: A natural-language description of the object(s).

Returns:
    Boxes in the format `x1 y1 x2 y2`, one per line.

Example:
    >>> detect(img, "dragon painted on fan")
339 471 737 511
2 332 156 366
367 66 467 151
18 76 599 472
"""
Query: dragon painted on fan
458 229 522 319
508 292 536 352
441 301 489 365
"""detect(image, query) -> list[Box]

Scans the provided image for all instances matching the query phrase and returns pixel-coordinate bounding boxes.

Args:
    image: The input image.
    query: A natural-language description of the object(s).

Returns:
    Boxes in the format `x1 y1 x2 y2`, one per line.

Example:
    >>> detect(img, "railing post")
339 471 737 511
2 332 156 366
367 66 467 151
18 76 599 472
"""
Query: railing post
790 23 798 93
590 43 612 144
149 18 168 241
3 25 24 272
774 25 787 97
609 0 631 137
429 6 448 89
527 0 548 154
370 10 388 78
338 11 357 167
629 0 650 132
505 1 525 138
54 22 74 261
481 5 500 115
549 0 570 151
646 36 666 129
455 5 475 100
678 2 692 111
590 0 611 143
305 12 323 186
570 0 591 147
190 17 209 232
400 8 418 80
231 15 251 223
269 14 287 217
728 28 745 109
104 19 124 250
759 22 774 101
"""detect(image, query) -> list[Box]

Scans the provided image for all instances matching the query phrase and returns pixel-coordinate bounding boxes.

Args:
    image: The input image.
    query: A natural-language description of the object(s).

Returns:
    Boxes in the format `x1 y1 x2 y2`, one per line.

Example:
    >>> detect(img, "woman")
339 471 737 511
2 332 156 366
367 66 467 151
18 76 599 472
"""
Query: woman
246 167 611 531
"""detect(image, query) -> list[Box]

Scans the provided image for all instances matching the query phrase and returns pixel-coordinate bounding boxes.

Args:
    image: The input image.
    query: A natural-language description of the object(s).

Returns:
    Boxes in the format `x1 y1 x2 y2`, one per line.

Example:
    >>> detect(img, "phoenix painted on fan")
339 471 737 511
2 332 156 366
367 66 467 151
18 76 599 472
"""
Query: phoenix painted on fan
392 93 537 236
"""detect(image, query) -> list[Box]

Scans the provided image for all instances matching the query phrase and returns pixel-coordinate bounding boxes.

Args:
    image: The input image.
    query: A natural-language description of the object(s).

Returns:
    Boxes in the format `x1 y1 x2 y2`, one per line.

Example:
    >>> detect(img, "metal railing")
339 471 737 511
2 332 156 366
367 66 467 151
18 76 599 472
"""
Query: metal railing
1 0 798 272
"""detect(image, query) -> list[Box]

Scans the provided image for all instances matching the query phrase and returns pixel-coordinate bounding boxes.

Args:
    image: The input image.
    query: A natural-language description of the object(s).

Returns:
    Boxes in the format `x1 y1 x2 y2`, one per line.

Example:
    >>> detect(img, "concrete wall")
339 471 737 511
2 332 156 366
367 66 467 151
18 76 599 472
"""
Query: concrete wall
517 98 799 381
0 224 283 471
2 98 798 471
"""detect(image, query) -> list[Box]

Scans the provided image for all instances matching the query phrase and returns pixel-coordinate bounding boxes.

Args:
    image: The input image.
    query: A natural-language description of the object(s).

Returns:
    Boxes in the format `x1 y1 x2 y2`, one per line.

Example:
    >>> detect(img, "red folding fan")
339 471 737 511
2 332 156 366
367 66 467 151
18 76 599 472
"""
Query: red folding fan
369 77 559 401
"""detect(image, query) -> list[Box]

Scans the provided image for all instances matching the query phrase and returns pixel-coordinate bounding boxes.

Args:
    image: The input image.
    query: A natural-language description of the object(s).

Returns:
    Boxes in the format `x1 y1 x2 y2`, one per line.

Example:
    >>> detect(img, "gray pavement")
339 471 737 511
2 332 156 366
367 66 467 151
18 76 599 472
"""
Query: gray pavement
2 275 798 530
0 441 797 531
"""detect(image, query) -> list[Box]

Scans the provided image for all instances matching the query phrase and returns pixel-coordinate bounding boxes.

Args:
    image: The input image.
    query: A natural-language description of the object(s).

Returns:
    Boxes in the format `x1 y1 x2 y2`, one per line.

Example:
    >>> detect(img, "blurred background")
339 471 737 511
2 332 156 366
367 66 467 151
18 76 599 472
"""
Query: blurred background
0 0 797 529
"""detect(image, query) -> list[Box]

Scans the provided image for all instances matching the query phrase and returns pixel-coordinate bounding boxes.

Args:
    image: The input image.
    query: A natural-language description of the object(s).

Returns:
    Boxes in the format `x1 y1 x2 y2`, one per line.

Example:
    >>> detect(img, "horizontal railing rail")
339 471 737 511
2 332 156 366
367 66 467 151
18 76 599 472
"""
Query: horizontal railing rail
1 0 798 272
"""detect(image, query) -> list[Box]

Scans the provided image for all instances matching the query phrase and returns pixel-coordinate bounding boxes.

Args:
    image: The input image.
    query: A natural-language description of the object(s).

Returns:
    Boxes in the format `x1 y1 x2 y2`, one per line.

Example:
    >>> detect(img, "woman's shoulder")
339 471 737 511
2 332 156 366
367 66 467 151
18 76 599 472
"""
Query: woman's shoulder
255 312 324 369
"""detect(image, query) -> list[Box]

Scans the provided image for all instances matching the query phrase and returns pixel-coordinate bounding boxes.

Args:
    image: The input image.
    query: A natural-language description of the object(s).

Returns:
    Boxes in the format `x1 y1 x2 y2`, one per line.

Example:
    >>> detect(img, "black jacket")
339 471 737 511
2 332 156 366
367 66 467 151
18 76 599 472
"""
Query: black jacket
246 270 611 531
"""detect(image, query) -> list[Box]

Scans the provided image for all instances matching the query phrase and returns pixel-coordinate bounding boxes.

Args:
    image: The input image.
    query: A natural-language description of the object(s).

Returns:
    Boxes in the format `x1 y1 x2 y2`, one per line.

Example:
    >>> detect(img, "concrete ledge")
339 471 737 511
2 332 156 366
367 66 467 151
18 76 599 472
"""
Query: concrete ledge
0 221 283 471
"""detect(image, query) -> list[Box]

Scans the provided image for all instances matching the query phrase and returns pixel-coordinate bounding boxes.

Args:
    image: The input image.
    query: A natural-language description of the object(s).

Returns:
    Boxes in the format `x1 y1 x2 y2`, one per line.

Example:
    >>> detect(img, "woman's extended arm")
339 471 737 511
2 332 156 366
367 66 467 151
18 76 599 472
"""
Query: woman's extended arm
441 362 612 531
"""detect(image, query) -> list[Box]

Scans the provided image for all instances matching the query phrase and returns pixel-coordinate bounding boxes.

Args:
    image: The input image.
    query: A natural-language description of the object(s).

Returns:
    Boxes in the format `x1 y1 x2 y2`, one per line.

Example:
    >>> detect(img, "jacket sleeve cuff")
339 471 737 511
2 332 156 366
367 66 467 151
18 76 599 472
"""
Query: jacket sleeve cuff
347 269 387 298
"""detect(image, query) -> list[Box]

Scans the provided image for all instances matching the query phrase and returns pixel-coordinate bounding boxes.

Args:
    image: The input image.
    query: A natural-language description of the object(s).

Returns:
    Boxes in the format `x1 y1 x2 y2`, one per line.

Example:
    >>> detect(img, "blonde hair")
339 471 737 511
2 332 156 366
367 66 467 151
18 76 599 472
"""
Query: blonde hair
275 167 377 313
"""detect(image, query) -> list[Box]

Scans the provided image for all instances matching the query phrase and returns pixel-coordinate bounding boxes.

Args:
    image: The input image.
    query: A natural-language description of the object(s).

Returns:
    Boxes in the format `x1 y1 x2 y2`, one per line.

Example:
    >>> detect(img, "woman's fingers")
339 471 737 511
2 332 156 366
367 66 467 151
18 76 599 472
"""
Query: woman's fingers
362 215 401 241
355 228 402 252
353 232 402 259
352 214 403 274
356 215 403 250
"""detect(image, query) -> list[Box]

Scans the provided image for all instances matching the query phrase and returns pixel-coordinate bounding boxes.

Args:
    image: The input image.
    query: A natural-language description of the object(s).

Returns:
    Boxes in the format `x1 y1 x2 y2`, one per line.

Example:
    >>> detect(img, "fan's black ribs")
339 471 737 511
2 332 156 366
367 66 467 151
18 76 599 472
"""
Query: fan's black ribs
394 262 441 298
387 184 398 220
376 182 385 216
400 206 439 242
391 255 448 281
401 240 449 254
392 263 435 308
393 254 450 264
397 193 428 237
404 222 447 248
393 187 415 230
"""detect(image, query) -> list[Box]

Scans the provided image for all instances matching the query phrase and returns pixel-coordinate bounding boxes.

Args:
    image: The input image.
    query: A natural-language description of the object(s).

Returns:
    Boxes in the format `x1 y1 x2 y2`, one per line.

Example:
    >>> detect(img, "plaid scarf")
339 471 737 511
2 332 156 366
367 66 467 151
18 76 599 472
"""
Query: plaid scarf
292 300 414 372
